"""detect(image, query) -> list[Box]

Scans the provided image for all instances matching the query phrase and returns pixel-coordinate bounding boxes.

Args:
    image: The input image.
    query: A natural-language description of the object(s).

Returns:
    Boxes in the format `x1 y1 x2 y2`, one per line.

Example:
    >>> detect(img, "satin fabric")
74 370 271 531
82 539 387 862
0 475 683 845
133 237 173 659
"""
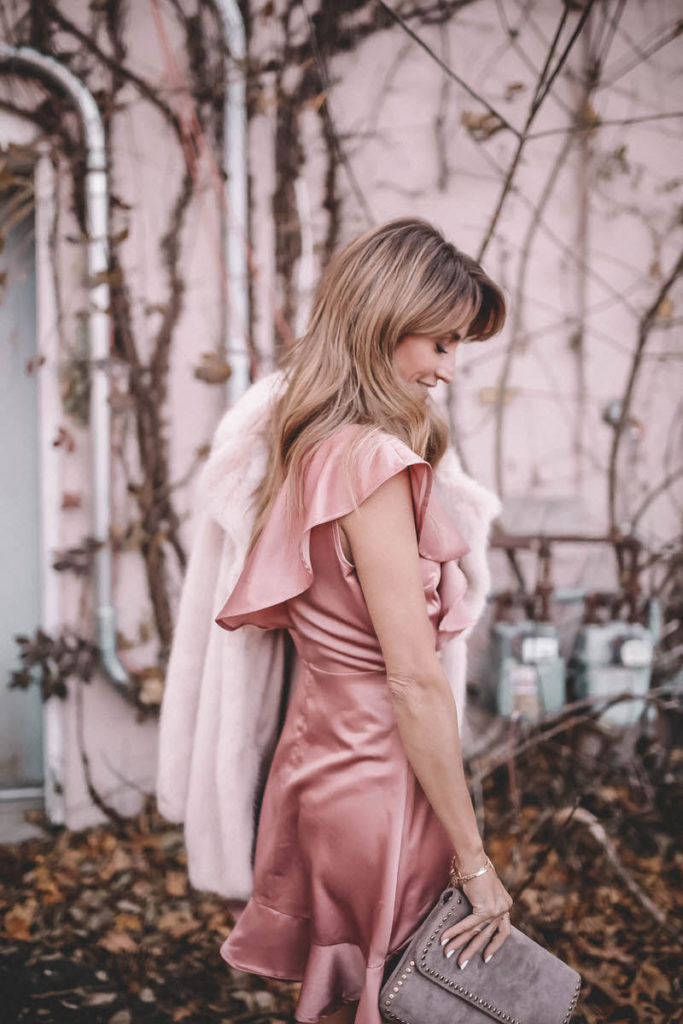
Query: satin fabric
214 424 476 1023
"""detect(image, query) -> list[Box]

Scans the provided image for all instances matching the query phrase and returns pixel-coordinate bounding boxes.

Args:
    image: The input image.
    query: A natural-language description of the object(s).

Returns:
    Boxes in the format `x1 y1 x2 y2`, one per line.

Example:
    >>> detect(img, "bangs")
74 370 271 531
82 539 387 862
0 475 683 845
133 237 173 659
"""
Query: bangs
464 277 506 341
407 252 505 343
412 285 480 341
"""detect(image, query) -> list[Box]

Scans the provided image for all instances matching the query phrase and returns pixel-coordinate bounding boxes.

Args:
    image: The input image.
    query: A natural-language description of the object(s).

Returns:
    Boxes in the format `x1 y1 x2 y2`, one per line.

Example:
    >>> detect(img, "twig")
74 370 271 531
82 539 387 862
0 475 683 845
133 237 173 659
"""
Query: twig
374 0 522 139
527 109 683 140
30 988 87 999
466 684 678 789
596 18 683 91
608 249 683 532
74 682 128 831
631 466 683 528
302 0 374 226
506 715 522 869
477 0 598 261
553 806 670 931
42 2 186 152
510 798 582 901
492 125 576 497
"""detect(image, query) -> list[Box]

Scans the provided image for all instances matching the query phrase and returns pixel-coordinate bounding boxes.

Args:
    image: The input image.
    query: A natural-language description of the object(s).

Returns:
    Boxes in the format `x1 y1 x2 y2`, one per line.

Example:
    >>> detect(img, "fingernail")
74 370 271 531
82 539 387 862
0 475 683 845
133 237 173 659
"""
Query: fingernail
459 959 469 970
445 948 455 958
484 954 493 964
440 936 449 946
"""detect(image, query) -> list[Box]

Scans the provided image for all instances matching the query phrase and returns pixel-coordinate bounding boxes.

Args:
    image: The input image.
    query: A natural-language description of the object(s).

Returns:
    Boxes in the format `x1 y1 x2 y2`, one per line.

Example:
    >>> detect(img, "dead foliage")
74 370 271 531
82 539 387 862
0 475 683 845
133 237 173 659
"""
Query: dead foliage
0 806 299 1022
464 688 682 1024
0 693 680 1023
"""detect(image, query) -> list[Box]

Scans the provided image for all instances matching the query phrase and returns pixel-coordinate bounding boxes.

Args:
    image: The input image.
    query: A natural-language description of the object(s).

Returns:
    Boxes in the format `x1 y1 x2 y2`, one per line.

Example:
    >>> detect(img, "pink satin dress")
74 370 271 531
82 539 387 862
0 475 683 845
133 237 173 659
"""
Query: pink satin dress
214 423 475 1023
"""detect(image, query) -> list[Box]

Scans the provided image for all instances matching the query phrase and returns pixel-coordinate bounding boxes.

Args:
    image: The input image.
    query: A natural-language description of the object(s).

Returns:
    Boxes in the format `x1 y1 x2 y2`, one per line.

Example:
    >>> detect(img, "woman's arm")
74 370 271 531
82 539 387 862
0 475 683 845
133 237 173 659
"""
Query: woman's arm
338 468 512 964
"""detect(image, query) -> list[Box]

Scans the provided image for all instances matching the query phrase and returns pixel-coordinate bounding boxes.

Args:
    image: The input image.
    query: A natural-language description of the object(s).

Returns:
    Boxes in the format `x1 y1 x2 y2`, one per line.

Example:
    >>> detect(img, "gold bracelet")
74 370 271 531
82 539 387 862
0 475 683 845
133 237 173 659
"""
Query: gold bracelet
449 853 492 887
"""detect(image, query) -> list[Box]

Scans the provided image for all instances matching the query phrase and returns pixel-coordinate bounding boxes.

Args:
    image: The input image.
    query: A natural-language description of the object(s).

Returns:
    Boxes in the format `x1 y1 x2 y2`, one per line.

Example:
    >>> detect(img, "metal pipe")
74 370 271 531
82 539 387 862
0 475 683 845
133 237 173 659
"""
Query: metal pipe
0 16 252 702
213 0 251 404
0 45 132 698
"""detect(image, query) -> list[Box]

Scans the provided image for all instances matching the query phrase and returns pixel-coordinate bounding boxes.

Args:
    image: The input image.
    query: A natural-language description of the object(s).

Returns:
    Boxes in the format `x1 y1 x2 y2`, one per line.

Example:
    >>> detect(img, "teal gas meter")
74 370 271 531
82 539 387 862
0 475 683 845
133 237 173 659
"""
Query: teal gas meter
567 599 660 728
481 619 566 722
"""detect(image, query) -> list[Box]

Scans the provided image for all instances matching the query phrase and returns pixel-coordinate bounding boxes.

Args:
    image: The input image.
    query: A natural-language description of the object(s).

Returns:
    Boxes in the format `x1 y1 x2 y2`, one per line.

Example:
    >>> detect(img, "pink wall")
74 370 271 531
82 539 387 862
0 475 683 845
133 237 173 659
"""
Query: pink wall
0 0 680 827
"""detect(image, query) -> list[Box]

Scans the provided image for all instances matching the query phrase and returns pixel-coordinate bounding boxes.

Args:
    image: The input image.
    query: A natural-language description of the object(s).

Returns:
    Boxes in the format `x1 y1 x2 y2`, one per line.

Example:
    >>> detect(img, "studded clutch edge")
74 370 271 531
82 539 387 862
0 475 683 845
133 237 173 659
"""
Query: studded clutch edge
379 887 581 1024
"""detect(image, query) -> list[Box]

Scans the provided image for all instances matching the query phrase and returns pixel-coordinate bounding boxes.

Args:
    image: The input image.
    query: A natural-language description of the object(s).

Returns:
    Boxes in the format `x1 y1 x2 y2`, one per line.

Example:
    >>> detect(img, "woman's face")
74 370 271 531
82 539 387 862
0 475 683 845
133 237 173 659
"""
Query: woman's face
392 330 463 396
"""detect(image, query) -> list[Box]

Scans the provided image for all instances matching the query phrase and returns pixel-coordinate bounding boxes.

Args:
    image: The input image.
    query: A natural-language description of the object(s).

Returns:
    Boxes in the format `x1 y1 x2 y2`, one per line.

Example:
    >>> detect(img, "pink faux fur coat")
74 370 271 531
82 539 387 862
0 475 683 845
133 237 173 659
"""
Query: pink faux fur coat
155 371 501 900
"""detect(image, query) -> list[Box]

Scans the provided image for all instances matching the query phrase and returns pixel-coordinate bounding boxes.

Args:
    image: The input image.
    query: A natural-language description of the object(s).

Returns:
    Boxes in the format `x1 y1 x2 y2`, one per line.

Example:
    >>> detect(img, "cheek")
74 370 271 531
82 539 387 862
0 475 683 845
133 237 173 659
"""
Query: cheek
395 338 430 378
393 347 412 380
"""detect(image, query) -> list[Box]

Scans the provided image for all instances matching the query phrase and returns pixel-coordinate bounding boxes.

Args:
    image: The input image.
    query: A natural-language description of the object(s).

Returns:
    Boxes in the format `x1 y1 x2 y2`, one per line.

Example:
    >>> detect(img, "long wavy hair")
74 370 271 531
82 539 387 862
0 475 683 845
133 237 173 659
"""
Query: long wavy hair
247 217 506 554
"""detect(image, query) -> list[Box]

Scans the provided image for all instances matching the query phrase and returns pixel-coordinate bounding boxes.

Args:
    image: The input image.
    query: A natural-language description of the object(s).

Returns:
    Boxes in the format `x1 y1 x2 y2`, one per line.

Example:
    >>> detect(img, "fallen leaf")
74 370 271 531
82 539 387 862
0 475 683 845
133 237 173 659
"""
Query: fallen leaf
108 1011 132 1024
100 847 132 881
165 870 187 897
57 846 85 871
4 897 38 941
98 929 138 953
84 992 118 1006
32 863 65 903
157 909 201 938
114 913 142 932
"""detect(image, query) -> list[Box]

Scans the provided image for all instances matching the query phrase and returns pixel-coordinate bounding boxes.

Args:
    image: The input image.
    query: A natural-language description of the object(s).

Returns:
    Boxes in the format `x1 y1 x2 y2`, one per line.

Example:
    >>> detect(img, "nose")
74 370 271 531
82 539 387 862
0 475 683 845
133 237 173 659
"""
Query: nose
437 350 456 384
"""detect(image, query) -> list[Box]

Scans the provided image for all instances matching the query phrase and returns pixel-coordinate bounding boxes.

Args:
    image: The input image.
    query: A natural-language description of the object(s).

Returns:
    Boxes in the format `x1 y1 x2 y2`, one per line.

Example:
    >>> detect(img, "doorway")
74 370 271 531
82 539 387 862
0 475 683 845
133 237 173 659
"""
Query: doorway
0 174 44 799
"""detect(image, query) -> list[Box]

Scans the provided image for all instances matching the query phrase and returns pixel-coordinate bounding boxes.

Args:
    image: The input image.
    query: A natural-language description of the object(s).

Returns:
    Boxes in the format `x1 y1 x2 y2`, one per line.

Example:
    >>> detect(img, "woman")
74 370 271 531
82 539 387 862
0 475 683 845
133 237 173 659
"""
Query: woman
214 218 513 1024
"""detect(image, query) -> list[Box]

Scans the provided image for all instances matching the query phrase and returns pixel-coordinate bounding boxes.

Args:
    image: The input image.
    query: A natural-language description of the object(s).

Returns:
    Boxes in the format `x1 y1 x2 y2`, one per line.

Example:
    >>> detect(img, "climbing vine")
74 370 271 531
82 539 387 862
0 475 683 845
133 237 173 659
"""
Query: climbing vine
0 0 681 726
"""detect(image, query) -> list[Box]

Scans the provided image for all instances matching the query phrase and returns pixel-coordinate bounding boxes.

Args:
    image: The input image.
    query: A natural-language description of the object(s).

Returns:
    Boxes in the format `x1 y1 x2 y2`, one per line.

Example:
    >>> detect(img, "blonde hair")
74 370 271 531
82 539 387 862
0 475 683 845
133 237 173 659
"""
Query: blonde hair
247 217 506 554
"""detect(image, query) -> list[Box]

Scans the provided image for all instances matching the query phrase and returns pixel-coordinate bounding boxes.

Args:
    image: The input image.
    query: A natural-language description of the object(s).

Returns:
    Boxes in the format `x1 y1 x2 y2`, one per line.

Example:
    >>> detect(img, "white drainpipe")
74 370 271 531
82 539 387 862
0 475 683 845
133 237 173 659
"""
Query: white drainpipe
0 45 132 705
214 0 251 405
0 20 251 698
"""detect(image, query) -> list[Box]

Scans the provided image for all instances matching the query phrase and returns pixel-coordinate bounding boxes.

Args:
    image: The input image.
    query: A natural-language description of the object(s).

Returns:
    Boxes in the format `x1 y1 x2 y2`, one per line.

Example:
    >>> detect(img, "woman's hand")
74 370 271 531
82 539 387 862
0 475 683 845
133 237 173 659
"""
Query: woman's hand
439 864 513 969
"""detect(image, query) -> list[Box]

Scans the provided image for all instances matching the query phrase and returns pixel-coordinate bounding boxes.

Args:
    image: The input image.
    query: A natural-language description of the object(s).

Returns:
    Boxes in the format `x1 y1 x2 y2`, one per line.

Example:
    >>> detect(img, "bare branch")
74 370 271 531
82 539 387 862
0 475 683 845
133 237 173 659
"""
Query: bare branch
477 0 597 261
374 0 523 139
527 109 683 140
554 806 668 928
607 249 683 533
302 0 375 226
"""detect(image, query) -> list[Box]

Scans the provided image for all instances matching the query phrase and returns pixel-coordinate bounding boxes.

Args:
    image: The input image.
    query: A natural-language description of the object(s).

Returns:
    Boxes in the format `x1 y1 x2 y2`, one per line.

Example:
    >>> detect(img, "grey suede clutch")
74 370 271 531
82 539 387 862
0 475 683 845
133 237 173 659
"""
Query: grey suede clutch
380 886 581 1024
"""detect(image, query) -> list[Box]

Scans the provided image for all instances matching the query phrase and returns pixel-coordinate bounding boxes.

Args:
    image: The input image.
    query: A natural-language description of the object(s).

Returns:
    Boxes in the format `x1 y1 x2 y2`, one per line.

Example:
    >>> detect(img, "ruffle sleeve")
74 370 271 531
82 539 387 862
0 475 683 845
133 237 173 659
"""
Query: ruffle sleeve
424 489 476 646
214 424 471 633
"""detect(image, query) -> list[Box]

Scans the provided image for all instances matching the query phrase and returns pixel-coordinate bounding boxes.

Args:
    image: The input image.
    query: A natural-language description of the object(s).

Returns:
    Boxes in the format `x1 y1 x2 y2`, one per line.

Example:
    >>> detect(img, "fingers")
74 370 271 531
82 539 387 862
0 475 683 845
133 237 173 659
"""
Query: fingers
440 911 511 968
439 909 497 945
482 911 511 962
451 918 498 968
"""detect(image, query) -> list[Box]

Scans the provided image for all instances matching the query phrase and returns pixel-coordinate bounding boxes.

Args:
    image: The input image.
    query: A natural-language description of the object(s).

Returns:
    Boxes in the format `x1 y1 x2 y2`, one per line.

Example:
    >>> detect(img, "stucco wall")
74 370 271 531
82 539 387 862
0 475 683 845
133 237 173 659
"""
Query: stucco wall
0 0 680 827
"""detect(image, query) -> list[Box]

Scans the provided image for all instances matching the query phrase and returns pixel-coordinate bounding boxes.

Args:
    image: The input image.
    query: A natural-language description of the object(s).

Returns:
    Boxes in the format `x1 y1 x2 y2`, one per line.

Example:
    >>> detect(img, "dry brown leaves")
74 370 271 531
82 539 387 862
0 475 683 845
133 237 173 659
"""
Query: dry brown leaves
467 714 682 1024
0 803 298 1022
0 711 680 1023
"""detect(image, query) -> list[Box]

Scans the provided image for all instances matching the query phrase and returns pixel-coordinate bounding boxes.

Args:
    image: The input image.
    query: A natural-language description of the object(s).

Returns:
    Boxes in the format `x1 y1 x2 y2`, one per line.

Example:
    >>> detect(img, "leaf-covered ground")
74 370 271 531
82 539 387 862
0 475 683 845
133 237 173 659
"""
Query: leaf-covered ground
0 707 680 1023
0 807 300 1022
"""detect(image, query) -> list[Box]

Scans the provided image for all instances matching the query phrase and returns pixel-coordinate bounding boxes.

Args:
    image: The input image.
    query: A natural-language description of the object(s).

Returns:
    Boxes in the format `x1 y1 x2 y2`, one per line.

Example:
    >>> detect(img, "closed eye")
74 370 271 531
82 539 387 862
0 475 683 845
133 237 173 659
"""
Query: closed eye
436 333 461 355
